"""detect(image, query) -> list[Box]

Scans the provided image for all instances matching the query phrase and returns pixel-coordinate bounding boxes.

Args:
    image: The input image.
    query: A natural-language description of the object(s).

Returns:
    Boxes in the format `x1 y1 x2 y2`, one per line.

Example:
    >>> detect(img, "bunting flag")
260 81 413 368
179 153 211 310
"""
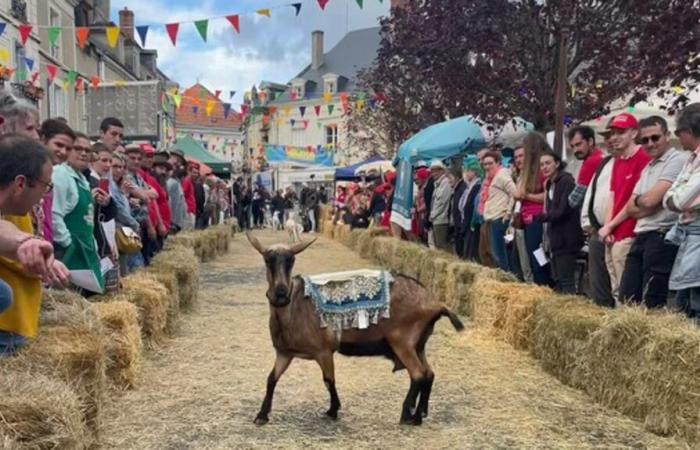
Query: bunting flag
276 117 284 126
0 48 9 64
269 106 277 115
292 3 302 15
318 0 330 10
19 25 32 45
76 27 90 49
358 92 367 100
258 91 267 102
339 92 349 103
257 9 271 18
223 103 231 118
166 23 179 46
229 90 236 99
193 106 199 115
106 26 120 48
0 23 5 38
215 89 221 98
90 75 100 89
299 106 306 117
198 88 206 99
227 15 240 33
356 99 365 110
316 122 322 129
194 19 208 42
172 93 182 109
328 104 335 115
48 26 61 47
31 71 40 85
15 69 26 82
131 26 148 47
356 0 363 8
290 119 296 127
75 77 85 93
66 70 78 85
206 100 216 117
291 91 298 101
263 115 270 125
369 98 377 111
283 106 291 116
46 64 58 84
240 104 249 115
115 80 126 88
23 57 34 72
192 97 201 107
323 91 332 103
303 120 309 129
314 105 321 116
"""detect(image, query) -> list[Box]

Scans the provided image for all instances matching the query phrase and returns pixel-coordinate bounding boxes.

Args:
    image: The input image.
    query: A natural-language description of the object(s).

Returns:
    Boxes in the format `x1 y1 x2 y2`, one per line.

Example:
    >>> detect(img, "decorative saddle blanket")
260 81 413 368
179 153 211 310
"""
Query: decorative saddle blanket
303 270 393 331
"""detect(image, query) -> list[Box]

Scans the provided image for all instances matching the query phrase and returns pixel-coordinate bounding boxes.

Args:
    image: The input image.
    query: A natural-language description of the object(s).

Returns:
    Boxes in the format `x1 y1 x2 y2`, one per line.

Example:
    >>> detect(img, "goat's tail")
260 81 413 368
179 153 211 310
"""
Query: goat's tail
441 307 465 332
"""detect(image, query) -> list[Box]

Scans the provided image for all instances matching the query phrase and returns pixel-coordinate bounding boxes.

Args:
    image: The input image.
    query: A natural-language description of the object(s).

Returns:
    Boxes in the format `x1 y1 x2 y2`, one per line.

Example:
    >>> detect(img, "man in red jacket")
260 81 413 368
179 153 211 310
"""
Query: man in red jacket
138 144 167 257
180 161 198 231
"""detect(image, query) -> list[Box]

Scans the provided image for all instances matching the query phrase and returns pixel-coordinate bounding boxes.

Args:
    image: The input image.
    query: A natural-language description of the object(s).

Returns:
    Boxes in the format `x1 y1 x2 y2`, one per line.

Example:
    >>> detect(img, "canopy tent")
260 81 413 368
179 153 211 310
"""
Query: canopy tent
354 159 394 176
171 135 231 175
334 155 386 181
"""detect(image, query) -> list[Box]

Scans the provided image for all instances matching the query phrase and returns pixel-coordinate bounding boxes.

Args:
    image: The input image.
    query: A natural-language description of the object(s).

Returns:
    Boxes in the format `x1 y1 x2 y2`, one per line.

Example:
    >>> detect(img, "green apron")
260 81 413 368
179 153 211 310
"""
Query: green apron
61 174 105 293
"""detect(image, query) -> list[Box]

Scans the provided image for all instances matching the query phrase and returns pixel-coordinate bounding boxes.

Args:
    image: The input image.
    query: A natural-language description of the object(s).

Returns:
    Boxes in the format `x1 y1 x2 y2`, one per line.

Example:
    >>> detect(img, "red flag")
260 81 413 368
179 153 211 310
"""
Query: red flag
76 27 90 49
31 72 40 84
314 105 321 116
19 25 32 45
46 64 58 83
215 90 221 99
269 106 278 115
240 104 249 115
318 0 330 10
227 15 240 34
165 23 179 46
91 75 100 89
76 78 85 92
303 120 310 129
291 91 298 101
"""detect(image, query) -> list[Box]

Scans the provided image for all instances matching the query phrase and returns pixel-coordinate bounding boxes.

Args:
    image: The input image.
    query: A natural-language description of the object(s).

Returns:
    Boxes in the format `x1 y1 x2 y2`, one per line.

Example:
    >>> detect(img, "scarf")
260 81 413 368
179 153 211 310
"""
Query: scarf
478 168 499 216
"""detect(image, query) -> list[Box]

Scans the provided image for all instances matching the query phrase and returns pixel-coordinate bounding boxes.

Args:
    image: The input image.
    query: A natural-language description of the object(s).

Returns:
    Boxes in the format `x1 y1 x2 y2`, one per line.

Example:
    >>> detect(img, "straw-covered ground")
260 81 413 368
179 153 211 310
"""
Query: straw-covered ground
100 231 685 449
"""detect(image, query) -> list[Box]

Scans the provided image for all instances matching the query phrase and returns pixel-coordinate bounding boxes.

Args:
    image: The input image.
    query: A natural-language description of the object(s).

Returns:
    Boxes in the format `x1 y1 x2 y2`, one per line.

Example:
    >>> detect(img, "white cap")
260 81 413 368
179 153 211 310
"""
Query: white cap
429 159 446 170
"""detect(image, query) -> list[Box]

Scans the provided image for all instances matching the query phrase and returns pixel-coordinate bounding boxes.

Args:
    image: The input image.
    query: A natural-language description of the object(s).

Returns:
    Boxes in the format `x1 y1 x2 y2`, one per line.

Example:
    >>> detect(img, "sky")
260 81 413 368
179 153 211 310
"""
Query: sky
109 0 390 107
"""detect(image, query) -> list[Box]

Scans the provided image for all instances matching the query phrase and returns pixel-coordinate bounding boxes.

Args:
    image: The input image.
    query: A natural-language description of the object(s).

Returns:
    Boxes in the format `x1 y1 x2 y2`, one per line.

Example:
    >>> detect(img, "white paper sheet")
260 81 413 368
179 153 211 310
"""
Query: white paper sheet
533 248 550 267
100 257 114 275
70 270 104 294
101 219 116 253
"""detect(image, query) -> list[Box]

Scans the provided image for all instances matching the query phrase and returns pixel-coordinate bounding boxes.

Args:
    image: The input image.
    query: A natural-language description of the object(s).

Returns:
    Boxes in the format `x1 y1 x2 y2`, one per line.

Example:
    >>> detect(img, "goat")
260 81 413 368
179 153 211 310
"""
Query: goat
284 211 304 243
246 232 464 426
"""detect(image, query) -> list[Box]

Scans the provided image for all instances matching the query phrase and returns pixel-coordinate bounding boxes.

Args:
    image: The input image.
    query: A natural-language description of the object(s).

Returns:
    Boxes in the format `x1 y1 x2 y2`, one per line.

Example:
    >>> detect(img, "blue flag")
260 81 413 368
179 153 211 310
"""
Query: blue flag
292 3 302 16
136 25 149 47
223 103 231 119
23 57 34 71
0 23 6 38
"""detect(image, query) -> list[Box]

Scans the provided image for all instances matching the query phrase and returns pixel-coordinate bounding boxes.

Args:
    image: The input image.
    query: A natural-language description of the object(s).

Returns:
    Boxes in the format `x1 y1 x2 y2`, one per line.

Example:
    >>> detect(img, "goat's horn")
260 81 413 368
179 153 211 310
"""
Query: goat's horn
246 232 266 255
290 238 316 255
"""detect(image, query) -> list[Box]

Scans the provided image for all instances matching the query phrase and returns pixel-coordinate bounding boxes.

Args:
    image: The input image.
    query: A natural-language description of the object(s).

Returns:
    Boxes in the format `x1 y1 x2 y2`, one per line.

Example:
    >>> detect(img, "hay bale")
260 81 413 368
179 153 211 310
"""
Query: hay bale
145 267 180 334
576 307 700 442
356 230 376 259
368 226 391 238
444 262 480 313
469 279 551 334
371 237 397 268
392 240 424 279
112 273 169 347
151 244 200 310
0 366 89 449
93 301 143 388
530 296 605 385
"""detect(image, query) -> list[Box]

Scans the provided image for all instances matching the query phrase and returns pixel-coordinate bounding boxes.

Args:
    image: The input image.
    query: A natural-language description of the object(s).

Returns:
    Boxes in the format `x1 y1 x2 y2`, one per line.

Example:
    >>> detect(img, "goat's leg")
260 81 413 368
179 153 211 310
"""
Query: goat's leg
316 352 341 419
390 342 427 425
254 353 293 425
416 350 435 418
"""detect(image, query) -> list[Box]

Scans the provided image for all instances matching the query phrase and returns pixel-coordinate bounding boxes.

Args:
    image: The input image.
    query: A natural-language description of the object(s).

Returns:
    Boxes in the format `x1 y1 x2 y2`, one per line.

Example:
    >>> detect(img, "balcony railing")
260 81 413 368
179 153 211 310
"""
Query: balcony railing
11 0 28 23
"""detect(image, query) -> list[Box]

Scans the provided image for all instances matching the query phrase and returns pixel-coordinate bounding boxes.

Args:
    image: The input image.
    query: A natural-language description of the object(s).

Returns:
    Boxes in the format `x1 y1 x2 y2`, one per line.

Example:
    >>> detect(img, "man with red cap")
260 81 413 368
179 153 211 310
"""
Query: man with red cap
139 145 171 252
181 161 199 230
598 113 651 301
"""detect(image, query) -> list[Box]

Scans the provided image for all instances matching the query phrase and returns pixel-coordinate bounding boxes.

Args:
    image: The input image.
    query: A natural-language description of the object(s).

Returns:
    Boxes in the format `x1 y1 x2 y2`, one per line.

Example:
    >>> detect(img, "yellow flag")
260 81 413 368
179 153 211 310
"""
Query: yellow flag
323 92 332 103
0 48 10 65
256 9 271 18
356 100 365 110
106 27 120 48
283 106 291 116
206 100 216 117
115 80 126 88
276 118 283 126
61 79 69 92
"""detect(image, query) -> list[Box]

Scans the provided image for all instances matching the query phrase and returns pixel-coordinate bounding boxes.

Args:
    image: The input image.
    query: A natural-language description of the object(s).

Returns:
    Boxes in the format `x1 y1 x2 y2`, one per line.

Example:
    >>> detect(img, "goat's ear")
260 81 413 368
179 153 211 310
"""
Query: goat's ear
246 232 266 255
290 238 316 255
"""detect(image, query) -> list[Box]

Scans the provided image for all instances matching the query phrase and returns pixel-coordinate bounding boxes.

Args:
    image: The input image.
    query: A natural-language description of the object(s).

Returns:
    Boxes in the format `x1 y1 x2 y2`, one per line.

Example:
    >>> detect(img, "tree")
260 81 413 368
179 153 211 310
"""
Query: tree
347 0 700 154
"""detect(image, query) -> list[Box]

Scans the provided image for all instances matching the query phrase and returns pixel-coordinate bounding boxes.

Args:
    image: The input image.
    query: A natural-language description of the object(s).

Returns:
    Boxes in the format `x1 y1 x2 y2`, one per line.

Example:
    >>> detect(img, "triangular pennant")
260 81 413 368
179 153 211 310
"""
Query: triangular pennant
62 78 71 92
323 91 332 103
48 27 61 47
0 48 9 64
269 106 278 115
318 0 330 10
46 64 58 83
303 120 309 129
31 72 40 85
193 106 199 115
106 26 120 48
229 90 235 99
339 92 349 103
240 104 249 115
23 57 33 71
328 104 335 115
115 80 126 88
369 98 377 111
299 106 306 117
314 105 321 116
290 119 296 127
215 90 221 99
172 93 182 109
206 100 216 117
136 25 149 47
356 0 363 8
76 27 90 49
223 103 231 119
194 19 208 42
19 25 32 46
226 15 240 33
15 69 26 82
0 23 5 38
291 91 298 101
192 97 201 107
256 9 271 18
292 3 302 15
283 106 291 116
166 23 179 46
356 100 365 110
276 118 283 126
358 92 367 100
90 75 100 89
75 78 84 92
66 70 78 85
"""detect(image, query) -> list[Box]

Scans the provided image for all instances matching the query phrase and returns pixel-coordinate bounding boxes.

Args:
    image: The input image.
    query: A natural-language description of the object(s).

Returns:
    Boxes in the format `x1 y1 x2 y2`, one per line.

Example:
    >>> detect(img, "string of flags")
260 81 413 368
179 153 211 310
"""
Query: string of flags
0 0 384 50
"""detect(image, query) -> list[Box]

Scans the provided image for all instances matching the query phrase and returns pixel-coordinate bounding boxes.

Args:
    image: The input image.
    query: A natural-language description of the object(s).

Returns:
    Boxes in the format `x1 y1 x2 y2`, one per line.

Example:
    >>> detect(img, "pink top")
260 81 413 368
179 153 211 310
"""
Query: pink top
41 191 53 242
521 200 543 225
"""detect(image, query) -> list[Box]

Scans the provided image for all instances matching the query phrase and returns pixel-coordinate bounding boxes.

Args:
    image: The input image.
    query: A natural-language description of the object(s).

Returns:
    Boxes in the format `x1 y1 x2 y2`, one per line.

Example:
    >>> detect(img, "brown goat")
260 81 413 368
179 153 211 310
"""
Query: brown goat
247 232 465 426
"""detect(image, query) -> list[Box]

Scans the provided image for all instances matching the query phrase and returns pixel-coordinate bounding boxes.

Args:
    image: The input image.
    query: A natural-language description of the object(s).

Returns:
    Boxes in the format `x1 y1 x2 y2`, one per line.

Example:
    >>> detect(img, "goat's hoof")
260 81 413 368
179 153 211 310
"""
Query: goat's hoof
326 409 338 420
253 414 269 425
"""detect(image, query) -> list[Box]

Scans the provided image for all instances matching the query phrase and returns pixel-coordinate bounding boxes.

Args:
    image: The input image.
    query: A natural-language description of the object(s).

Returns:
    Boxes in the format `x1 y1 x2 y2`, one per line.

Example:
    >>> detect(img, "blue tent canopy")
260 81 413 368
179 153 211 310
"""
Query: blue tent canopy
334 155 385 181
397 115 486 165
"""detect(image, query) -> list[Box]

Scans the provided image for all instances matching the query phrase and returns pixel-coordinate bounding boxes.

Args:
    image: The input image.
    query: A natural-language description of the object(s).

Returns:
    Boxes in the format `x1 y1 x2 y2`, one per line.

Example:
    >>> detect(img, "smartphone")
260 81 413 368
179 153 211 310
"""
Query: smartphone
99 178 110 193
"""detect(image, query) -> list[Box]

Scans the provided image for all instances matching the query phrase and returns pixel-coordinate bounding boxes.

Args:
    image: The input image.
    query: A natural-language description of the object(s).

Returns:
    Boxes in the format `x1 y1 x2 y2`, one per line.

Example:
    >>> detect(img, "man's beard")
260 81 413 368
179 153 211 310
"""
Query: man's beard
155 173 168 187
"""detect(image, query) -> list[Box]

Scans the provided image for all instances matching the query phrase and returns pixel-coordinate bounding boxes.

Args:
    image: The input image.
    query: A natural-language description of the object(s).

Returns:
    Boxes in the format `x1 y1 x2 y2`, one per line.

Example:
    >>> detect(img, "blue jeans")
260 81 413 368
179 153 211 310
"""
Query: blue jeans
675 287 700 323
0 330 26 357
489 218 511 272
523 220 552 286
0 279 11 316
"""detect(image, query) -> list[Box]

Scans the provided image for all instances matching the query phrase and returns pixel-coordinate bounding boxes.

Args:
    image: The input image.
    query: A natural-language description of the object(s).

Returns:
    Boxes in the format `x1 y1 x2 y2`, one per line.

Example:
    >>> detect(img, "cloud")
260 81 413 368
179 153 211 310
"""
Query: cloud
110 0 389 107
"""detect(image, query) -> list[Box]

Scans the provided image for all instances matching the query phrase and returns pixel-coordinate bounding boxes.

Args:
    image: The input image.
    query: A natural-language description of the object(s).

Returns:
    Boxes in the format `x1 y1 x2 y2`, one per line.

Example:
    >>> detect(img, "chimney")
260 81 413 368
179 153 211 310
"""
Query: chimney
119 7 134 41
311 30 323 70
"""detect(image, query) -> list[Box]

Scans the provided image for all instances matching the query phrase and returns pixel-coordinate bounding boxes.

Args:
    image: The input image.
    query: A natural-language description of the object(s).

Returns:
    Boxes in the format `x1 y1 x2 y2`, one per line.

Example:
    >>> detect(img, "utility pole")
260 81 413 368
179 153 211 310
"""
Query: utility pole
553 27 569 157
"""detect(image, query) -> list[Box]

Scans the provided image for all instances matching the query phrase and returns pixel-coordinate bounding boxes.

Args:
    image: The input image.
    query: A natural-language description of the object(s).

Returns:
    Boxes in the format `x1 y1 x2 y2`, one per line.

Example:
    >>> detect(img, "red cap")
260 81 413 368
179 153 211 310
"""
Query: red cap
415 168 430 181
607 113 638 130
375 184 386 194
140 144 155 156
188 161 200 170
384 171 396 183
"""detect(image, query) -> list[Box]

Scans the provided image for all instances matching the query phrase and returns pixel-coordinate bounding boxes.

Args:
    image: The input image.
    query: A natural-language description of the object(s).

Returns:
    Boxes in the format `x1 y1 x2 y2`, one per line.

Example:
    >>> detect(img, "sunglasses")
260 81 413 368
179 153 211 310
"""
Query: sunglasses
674 128 689 137
640 134 664 145
34 179 53 193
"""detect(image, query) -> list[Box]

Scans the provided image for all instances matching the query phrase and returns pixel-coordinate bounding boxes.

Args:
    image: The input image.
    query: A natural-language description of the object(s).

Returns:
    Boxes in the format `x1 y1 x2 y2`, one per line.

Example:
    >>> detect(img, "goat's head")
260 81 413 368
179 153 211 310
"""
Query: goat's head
246 232 316 307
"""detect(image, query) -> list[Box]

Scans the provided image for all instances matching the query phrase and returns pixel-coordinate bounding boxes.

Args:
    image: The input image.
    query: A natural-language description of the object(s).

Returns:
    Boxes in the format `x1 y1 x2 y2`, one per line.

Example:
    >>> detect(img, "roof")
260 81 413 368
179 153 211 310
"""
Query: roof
171 135 230 174
272 27 381 103
176 84 242 130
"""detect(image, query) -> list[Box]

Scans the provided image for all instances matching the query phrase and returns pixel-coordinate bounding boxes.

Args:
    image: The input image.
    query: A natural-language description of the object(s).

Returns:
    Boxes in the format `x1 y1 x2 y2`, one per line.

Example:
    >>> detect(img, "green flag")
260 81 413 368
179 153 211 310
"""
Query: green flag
194 19 208 42
328 104 335 115
48 26 61 47
356 0 363 8
15 69 27 82
66 70 78 85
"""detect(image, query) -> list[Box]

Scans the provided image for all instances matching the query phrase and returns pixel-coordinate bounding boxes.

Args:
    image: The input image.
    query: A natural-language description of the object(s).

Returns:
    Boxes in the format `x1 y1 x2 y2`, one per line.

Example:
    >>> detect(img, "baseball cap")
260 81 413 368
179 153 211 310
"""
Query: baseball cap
429 159 446 170
607 113 638 131
415 167 430 181
140 144 155 157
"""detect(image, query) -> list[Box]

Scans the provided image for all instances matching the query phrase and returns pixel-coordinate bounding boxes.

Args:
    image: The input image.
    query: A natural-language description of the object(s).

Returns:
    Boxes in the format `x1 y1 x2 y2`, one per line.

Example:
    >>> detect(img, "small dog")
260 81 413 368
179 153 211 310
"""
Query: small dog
285 211 304 243
271 210 282 231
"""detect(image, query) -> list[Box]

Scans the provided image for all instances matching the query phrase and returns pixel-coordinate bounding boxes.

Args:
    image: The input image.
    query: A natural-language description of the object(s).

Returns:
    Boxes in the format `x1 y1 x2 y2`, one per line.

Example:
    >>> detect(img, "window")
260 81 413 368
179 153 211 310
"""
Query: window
14 41 25 82
326 82 336 94
48 83 66 119
325 124 338 149
49 8 61 61
98 59 105 79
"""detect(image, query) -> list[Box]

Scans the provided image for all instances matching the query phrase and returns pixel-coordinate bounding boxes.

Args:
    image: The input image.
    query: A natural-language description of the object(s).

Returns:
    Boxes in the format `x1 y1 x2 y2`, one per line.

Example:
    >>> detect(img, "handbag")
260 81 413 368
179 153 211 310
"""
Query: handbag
116 226 142 254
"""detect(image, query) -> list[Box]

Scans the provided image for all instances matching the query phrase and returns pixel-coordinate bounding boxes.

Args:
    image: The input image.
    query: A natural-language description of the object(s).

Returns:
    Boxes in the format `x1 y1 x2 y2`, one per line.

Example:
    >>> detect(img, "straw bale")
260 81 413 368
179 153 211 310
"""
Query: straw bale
145 267 180 334
530 296 605 385
371 237 397 268
151 244 200 310
392 240 424 279
112 273 169 347
368 226 391 238
40 289 94 326
0 367 89 449
93 301 143 388
321 219 334 238
444 262 479 313
165 232 196 252
469 279 550 332
576 307 700 443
